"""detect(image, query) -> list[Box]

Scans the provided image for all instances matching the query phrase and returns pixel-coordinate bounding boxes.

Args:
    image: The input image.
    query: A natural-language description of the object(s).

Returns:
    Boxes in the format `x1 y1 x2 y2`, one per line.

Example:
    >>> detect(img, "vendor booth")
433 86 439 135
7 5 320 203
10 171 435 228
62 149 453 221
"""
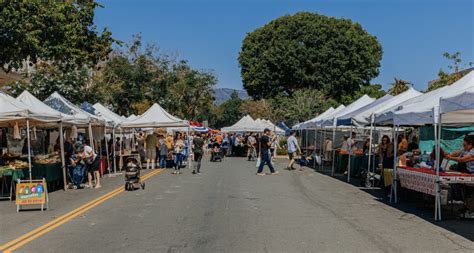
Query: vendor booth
0 91 64 200
120 103 190 170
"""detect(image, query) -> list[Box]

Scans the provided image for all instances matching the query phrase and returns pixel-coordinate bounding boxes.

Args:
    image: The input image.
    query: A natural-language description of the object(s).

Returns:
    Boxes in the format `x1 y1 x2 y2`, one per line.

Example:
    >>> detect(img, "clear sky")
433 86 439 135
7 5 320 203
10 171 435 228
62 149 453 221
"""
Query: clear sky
95 0 473 92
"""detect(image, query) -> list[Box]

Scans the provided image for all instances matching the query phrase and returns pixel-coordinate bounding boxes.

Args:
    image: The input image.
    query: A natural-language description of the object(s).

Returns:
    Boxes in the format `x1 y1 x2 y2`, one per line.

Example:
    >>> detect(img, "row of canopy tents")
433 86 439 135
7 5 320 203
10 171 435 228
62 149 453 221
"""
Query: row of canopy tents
0 90 191 191
221 115 285 134
292 70 474 221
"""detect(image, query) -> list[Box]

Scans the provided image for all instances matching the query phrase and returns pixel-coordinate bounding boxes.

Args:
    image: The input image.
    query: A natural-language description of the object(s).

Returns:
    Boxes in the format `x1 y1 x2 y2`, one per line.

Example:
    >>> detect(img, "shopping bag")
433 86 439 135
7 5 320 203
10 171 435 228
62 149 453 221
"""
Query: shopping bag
256 157 261 168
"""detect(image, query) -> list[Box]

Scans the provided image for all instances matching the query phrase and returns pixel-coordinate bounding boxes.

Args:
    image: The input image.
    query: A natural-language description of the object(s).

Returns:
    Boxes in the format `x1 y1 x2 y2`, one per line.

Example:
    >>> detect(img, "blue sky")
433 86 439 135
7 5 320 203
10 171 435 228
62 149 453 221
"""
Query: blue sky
95 0 473 92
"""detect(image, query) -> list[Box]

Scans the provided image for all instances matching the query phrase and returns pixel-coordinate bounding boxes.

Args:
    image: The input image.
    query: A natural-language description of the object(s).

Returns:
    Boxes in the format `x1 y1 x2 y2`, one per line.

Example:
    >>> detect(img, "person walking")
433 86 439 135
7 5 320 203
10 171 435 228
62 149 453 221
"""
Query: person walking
257 128 279 176
136 132 145 164
145 131 158 169
192 133 205 174
158 134 168 169
287 130 301 170
172 132 185 175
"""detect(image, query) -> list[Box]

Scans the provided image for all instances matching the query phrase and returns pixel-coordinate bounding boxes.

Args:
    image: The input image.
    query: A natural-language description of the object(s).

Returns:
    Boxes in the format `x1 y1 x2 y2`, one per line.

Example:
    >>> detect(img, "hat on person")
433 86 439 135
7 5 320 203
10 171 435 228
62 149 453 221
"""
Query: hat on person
264 128 271 133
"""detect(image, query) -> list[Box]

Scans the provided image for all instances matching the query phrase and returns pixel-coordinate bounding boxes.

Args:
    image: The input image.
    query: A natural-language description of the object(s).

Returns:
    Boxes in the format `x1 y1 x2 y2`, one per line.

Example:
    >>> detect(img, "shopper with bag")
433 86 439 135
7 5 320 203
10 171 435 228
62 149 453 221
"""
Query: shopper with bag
256 128 279 176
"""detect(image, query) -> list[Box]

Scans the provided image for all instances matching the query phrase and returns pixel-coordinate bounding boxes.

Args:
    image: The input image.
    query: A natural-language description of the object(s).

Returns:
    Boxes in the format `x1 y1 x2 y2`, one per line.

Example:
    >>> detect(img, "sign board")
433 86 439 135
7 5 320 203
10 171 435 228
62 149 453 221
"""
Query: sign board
16 179 48 212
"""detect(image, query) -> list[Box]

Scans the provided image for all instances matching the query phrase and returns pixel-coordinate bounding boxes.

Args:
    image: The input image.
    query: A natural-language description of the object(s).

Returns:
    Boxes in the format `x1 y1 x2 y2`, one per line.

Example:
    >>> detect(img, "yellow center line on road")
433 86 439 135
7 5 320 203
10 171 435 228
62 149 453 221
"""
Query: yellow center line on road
1 168 164 253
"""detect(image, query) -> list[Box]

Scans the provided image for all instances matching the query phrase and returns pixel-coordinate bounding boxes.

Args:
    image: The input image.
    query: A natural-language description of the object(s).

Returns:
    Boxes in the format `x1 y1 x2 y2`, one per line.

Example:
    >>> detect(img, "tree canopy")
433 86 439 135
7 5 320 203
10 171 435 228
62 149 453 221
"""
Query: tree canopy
388 78 411 96
239 12 383 101
0 1 115 72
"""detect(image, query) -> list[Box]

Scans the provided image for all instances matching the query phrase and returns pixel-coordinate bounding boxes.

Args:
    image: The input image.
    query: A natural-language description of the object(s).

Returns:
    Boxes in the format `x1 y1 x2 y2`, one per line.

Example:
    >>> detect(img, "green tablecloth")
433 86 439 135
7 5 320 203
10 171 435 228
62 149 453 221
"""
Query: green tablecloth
32 162 62 183
0 167 28 182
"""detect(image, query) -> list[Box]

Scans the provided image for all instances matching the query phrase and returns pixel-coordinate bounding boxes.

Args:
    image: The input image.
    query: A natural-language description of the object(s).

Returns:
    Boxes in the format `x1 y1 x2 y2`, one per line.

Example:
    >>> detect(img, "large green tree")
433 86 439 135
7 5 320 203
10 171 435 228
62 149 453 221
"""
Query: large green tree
239 12 383 101
212 91 243 128
0 1 114 72
96 36 217 119
270 89 336 126
2 1 115 103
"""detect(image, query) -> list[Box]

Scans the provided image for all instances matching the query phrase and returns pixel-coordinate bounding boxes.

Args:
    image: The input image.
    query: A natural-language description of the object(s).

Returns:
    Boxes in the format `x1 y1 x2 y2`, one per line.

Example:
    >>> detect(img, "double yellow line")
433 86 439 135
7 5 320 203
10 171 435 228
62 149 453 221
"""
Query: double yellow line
0 169 164 253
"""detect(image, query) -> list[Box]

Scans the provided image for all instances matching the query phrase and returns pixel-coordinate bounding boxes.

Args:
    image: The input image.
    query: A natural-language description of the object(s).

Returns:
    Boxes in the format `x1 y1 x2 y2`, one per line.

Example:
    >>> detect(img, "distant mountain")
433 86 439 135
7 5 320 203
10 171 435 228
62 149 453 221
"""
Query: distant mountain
213 88 249 105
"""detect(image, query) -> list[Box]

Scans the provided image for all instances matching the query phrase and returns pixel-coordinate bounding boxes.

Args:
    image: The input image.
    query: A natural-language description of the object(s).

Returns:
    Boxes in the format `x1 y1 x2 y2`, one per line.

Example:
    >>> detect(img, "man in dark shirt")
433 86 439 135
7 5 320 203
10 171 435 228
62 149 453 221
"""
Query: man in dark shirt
192 133 205 174
257 128 279 175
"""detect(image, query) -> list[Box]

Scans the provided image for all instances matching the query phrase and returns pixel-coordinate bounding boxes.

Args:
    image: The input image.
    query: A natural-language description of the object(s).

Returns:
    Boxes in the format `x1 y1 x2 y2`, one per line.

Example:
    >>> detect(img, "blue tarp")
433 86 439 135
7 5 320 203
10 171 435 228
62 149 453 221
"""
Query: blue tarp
277 122 291 135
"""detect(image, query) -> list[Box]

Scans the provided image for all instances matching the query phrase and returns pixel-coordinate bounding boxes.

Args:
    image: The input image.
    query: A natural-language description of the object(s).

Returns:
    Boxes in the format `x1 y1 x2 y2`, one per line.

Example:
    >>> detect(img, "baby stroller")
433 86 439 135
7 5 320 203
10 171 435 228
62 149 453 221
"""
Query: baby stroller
210 145 223 162
124 157 145 191
68 162 86 189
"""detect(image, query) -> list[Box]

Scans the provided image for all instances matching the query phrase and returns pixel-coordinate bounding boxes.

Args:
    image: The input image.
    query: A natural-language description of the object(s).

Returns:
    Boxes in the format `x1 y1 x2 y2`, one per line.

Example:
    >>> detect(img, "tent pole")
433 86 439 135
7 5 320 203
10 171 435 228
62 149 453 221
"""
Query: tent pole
187 126 192 170
313 127 317 170
304 128 308 156
105 126 110 175
113 127 117 174
120 128 123 170
390 125 399 203
321 127 326 171
367 115 374 188
331 126 336 176
372 124 378 190
435 109 443 221
27 120 32 181
59 122 67 190
434 121 439 220
347 123 353 183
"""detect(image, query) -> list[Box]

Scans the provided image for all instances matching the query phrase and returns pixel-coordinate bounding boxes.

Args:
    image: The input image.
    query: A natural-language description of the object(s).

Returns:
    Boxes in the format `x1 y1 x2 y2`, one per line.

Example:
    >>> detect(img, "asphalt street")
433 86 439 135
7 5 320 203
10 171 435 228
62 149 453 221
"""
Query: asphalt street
1 157 474 253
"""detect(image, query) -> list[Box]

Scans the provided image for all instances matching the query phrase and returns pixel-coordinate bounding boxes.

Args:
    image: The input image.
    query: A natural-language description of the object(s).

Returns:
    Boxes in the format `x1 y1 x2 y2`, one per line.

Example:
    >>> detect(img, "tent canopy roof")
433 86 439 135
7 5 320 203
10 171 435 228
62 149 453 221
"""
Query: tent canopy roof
44 92 104 124
0 91 63 123
337 94 393 126
440 86 474 124
93 103 125 126
320 95 375 127
120 103 188 128
390 71 474 126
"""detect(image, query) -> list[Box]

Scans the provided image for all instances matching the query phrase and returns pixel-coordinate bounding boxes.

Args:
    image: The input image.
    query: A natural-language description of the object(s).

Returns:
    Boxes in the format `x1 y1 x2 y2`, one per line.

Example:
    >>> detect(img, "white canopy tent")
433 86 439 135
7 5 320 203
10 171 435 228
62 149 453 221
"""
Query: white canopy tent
16 90 88 126
371 88 424 125
93 103 126 127
44 92 105 125
120 103 188 128
432 86 474 220
320 95 375 127
336 94 394 126
221 115 261 133
389 71 474 126
254 118 285 134
305 105 346 129
127 114 138 121
0 92 62 125
294 106 337 130
439 86 474 124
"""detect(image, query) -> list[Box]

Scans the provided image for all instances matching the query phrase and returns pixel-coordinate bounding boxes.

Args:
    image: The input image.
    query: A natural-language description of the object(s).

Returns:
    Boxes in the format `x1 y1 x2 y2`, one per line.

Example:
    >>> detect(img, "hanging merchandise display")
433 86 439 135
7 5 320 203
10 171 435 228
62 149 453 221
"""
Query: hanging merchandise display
13 122 21 140
70 125 78 139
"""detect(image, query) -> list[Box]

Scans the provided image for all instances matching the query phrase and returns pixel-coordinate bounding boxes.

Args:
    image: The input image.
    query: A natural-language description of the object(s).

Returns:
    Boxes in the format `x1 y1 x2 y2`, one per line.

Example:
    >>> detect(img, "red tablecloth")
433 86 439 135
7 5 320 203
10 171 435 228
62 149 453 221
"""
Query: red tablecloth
398 166 474 177
397 166 474 196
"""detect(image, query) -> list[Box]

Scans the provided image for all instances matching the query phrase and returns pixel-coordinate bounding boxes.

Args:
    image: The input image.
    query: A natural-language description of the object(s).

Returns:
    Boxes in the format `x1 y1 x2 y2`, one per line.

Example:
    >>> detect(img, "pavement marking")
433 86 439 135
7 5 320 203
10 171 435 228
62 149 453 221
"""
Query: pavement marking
0 169 164 253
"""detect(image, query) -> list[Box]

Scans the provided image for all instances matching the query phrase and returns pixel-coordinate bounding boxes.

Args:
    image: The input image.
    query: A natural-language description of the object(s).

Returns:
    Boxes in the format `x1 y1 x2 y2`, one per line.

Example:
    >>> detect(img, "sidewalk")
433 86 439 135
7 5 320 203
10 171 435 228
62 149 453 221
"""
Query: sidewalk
0 169 159 245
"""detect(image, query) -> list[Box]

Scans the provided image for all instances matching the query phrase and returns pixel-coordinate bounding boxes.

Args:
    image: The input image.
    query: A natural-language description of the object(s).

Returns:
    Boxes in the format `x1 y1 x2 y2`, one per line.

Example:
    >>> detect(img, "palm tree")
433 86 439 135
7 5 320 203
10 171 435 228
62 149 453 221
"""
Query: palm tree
388 78 412 96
